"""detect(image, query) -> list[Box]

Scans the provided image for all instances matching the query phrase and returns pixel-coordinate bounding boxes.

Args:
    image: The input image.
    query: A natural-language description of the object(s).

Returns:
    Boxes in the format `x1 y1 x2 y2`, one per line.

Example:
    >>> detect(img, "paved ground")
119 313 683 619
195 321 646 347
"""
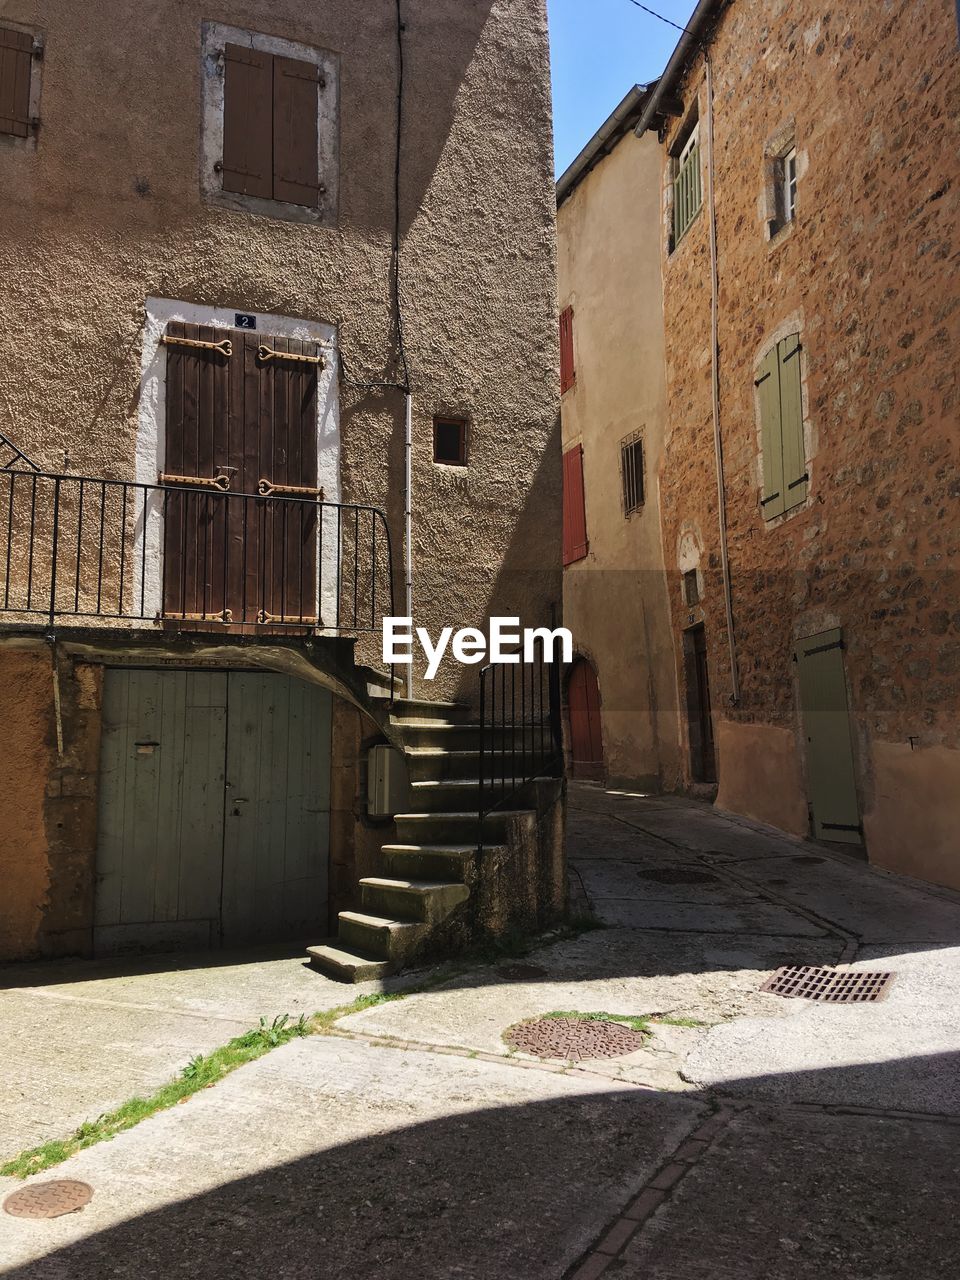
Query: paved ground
2 785 959 1277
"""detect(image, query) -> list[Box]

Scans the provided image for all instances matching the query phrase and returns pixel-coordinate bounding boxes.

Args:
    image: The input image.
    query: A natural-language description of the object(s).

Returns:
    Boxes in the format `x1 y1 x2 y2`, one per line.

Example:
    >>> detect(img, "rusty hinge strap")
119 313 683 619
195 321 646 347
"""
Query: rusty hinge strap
161 335 233 357
257 345 323 367
257 609 320 624
256 479 325 499
164 609 233 623
159 472 230 491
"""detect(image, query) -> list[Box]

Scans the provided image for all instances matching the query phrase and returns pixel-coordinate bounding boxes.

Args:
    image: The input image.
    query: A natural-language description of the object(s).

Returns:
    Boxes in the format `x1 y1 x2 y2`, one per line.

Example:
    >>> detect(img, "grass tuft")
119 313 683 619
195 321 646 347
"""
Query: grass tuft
0 999 404 1180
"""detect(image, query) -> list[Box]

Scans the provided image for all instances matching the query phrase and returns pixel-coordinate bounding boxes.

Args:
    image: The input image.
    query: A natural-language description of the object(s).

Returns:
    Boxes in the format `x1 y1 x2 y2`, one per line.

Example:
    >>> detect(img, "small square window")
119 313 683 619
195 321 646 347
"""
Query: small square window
620 432 644 515
683 569 700 607
433 417 467 466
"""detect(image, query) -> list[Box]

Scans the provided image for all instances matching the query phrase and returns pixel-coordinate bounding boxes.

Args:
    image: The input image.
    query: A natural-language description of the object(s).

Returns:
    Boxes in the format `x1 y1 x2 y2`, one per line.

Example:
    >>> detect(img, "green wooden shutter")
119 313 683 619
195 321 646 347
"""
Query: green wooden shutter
778 336 807 511
756 347 784 519
794 629 861 844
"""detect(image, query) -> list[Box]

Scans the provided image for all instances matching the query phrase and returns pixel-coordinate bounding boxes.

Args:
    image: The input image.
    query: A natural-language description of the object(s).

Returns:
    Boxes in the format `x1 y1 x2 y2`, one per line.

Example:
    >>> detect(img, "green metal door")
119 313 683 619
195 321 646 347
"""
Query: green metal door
794 629 862 844
95 669 331 954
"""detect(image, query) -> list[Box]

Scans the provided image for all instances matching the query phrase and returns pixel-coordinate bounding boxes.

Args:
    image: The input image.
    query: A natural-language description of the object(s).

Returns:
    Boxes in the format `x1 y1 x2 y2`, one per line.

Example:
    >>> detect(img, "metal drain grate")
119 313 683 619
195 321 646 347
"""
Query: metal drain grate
636 868 718 886
506 1016 647 1061
4 1180 93 1219
497 963 549 981
761 966 895 1003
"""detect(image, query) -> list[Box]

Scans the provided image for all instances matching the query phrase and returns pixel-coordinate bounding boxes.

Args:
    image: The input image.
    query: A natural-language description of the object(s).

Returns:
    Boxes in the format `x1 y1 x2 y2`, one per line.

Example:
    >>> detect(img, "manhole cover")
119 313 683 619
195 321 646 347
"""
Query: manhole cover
4 1180 93 1219
792 856 825 866
636 868 718 886
497 963 549 981
505 1016 647 1061
761 966 895 1003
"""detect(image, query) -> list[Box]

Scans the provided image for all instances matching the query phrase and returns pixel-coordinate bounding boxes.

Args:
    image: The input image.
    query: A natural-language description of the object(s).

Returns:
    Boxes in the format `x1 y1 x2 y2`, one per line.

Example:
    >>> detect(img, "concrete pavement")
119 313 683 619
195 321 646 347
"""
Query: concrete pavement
2 784 959 1276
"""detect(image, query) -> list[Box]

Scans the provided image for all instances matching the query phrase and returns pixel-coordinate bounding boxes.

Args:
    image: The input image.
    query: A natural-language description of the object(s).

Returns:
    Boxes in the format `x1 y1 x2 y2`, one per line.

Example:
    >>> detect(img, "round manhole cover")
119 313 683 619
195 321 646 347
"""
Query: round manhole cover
4 1180 93 1219
506 1016 647 1061
637 868 718 886
497 963 549 981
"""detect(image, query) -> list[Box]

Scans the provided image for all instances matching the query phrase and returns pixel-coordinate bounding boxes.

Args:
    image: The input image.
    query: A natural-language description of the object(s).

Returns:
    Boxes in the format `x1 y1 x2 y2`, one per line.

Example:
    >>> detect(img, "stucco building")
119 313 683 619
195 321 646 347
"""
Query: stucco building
563 0 958 889
0 0 564 970
556 87 682 793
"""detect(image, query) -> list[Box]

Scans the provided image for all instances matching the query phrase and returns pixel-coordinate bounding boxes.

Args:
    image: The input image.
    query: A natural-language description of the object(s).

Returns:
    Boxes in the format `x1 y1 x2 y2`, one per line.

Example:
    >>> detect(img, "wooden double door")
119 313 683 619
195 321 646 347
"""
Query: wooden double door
94 669 332 954
161 322 322 628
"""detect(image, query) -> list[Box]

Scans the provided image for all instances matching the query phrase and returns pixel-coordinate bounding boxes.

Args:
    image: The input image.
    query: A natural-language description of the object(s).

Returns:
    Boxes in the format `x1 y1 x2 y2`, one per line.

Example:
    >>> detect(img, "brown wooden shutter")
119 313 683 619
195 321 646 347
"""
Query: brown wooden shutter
559 306 575 394
0 27 33 139
222 44 273 199
272 55 321 207
562 444 588 566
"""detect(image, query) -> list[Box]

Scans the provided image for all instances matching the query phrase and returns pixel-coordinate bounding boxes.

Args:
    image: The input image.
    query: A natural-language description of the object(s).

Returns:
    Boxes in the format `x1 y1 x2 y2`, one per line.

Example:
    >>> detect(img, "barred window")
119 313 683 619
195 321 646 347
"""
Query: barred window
620 432 644 516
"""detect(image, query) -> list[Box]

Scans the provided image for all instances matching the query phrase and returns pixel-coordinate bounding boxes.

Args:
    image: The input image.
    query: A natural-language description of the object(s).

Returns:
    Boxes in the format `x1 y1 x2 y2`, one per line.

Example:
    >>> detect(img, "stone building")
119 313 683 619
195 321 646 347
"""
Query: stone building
0 0 564 969
556 87 682 792
636 0 959 888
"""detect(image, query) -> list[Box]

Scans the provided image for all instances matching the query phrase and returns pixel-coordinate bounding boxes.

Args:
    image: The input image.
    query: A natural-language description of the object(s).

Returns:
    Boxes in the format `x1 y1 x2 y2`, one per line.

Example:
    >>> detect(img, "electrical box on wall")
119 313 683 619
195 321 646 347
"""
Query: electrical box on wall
367 745 410 819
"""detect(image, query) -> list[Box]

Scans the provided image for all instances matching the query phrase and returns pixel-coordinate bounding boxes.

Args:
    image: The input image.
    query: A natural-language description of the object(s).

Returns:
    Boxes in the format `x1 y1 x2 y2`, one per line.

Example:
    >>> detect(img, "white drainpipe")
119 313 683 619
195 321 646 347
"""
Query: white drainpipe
404 390 413 699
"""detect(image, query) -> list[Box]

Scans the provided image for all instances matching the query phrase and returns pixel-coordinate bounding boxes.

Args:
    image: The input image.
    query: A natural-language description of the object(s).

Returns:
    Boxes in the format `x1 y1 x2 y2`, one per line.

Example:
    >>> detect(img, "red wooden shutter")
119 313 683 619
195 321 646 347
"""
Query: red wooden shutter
273 55 321 207
222 44 273 199
559 305 575 394
0 27 33 139
562 444 588 566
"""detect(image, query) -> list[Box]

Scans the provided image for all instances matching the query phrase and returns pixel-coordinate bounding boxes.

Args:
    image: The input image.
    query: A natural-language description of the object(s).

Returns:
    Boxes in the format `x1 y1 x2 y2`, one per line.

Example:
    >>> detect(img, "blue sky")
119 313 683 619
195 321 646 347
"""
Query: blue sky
547 0 698 175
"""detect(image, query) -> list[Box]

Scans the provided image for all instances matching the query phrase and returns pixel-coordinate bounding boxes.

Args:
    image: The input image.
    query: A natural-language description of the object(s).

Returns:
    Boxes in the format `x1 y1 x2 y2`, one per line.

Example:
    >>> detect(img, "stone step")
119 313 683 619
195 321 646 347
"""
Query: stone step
395 809 536 844
337 910 429 963
388 697 471 726
306 941 395 983
392 722 544 751
359 876 470 922
380 843 482 881
408 778 484 812
403 749 483 782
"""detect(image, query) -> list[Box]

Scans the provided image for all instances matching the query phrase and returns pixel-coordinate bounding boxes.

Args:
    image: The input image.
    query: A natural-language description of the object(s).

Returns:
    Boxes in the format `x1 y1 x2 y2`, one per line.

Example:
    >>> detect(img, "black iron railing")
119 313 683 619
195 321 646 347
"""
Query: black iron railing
0 470 395 634
478 637 563 833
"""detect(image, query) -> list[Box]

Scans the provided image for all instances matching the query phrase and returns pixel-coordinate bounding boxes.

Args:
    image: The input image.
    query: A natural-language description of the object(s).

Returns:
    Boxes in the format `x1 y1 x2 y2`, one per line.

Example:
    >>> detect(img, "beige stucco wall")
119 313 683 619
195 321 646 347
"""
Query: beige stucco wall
557 129 681 790
714 720 808 838
864 743 960 892
0 0 560 702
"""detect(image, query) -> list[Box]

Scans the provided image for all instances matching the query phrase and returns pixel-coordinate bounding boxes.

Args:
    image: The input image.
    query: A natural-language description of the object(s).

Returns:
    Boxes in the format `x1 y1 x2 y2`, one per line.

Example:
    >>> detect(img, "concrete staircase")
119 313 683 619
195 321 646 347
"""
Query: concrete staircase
306 696 536 982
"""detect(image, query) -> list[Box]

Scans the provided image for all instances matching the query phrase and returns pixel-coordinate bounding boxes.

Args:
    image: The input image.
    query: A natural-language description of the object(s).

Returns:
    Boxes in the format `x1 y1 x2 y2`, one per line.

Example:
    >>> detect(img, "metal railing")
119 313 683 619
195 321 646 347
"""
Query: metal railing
0 470 395 635
478 638 563 834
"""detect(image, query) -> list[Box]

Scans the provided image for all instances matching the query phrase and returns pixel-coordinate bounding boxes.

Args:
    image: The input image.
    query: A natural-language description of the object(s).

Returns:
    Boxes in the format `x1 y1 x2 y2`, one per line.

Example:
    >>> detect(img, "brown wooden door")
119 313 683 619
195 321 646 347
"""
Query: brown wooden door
568 657 603 781
162 324 320 627
691 626 716 783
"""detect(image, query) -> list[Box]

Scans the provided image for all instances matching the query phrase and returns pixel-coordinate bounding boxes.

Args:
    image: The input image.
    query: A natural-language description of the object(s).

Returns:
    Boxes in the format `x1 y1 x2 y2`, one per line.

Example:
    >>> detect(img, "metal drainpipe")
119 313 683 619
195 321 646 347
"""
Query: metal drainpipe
404 390 413 699
705 52 740 705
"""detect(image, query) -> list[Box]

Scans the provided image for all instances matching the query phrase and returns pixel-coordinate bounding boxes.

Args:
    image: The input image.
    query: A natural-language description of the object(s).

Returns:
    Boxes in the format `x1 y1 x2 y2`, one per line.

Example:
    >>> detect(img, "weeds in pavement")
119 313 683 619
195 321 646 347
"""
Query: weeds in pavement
0 1001 398 1180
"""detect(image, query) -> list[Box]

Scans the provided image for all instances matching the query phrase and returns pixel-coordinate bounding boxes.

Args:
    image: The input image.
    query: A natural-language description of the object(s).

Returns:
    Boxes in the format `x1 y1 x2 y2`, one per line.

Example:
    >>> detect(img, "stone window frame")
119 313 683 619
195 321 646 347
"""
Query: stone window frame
0 20 45 154
200 21 340 228
762 119 806 245
752 312 818 528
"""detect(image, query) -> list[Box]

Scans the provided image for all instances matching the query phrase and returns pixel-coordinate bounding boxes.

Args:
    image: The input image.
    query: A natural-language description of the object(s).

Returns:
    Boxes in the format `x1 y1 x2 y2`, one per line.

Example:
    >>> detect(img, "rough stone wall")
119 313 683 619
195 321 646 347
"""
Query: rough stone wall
0 0 560 702
657 1 960 885
557 129 682 791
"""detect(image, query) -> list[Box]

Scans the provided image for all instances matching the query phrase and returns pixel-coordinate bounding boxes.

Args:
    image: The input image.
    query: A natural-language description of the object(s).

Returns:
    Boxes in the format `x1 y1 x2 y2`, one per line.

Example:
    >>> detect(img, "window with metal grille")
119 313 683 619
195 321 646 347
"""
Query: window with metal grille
620 432 644 516
433 417 467 466
0 26 37 139
672 123 702 246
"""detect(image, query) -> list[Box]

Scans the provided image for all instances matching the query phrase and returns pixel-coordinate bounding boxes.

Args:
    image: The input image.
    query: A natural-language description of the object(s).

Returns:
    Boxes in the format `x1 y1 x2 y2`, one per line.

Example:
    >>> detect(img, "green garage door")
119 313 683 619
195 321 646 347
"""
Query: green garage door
794 629 862 845
95 669 332 954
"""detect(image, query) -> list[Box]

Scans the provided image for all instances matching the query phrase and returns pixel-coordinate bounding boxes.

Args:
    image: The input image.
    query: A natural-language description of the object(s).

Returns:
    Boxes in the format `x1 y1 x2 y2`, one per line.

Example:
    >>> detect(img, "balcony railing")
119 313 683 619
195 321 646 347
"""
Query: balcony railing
0 470 395 635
